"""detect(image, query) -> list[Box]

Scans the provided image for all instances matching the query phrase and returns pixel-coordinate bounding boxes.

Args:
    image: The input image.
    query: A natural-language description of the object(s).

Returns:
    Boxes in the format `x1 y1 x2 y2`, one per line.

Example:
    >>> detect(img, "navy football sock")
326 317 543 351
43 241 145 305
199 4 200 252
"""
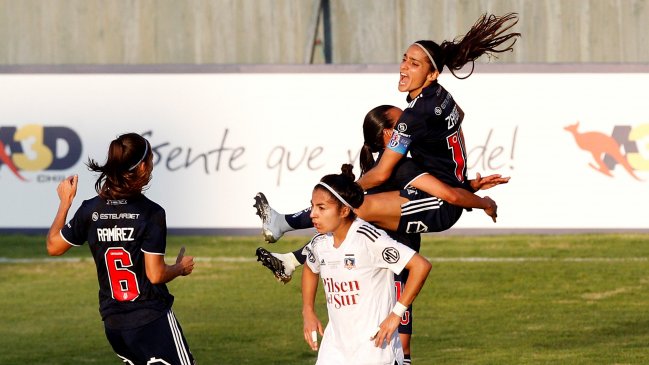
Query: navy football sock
292 246 307 265
285 207 314 230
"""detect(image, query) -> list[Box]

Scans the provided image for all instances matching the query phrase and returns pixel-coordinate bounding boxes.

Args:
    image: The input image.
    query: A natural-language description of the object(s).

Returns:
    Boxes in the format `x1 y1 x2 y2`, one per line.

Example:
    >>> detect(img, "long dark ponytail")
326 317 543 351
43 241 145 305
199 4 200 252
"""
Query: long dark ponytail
360 105 395 175
87 133 153 200
416 12 520 79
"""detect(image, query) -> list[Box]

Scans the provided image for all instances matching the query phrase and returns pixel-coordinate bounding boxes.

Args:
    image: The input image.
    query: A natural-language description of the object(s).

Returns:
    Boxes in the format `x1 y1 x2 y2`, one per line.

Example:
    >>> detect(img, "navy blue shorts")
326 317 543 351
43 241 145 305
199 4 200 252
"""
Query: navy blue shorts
104 309 194 365
397 187 463 234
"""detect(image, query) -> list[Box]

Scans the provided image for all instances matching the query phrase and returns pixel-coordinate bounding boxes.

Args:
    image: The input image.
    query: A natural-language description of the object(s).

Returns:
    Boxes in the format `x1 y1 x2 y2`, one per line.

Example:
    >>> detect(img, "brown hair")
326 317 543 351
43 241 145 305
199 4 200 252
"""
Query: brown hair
416 12 520 79
87 133 153 199
360 105 396 175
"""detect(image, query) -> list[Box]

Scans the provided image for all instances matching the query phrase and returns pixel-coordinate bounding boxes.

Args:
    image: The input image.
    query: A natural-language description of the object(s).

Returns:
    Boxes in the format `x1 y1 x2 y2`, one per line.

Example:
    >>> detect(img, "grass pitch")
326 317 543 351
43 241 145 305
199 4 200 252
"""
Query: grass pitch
1 233 649 364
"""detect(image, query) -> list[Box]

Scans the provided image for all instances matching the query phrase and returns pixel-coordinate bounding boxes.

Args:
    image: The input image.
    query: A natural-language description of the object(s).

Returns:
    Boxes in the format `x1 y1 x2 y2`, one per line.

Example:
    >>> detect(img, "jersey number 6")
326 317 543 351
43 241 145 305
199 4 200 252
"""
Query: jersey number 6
105 247 140 301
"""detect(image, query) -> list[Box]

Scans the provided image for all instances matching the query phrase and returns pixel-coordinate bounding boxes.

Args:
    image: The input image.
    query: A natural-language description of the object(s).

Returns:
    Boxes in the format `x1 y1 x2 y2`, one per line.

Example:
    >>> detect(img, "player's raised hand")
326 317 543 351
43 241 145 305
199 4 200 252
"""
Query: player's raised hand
176 246 194 276
57 175 78 205
470 172 511 191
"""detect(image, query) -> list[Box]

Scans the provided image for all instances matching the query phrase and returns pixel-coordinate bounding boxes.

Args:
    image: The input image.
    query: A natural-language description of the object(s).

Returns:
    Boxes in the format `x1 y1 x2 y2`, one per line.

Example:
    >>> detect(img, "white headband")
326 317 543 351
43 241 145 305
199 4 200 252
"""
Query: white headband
317 182 352 208
128 140 149 171
414 42 439 71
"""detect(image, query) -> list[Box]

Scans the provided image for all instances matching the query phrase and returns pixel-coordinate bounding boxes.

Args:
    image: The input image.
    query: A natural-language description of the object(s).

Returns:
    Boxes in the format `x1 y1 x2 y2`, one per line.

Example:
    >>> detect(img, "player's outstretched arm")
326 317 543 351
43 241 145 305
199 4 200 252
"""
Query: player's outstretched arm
302 265 323 351
410 173 499 222
372 253 432 347
144 247 194 284
46 175 78 256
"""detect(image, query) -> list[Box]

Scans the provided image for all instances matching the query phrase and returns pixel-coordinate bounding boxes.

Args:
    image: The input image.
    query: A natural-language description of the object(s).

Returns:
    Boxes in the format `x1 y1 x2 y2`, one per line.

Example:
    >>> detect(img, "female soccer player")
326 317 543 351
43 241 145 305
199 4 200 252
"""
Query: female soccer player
358 12 520 193
257 12 520 244
301 165 432 365
46 133 196 365
257 105 506 364
256 105 507 283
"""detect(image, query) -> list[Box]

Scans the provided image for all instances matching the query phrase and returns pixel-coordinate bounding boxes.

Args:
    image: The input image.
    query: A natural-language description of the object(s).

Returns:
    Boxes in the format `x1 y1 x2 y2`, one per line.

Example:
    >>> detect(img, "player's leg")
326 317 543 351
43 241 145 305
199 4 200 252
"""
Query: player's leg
356 188 456 234
254 192 312 243
355 191 408 231
120 309 195 365
104 326 140 365
256 244 308 283
396 188 463 234
358 188 463 234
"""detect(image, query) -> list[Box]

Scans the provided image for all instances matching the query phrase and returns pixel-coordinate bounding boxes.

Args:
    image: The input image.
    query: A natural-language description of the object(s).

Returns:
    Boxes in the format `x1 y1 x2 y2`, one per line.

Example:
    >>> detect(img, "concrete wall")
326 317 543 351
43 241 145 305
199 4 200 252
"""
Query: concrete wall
0 0 647 65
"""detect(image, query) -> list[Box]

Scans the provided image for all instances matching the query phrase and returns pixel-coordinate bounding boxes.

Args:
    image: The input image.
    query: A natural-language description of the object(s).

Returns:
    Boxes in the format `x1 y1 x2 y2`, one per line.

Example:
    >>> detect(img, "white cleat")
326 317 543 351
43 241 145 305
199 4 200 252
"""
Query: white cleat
253 192 285 243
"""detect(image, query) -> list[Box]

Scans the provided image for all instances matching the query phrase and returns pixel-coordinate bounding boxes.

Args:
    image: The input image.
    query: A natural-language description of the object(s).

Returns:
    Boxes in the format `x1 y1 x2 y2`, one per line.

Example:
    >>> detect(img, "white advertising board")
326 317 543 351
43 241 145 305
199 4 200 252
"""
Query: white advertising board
0 70 648 231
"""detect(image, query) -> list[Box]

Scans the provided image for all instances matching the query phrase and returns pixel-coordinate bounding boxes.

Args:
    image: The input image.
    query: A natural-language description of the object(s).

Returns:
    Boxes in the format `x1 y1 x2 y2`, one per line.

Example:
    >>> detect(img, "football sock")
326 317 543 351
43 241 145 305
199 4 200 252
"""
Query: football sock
292 245 308 265
271 252 301 276
285 207 314 230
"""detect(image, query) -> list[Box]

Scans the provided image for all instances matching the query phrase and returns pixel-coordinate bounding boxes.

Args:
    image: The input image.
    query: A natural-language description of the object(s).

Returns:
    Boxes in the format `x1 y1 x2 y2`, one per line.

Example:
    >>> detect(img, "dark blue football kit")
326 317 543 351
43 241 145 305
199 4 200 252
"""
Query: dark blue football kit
61 194 194 365
387 80 473 234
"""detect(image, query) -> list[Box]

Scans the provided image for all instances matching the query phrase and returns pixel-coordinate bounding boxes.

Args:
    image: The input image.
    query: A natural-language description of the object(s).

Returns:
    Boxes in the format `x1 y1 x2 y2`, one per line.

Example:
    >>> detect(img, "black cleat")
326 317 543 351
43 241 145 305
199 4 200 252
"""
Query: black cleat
256 247 292 284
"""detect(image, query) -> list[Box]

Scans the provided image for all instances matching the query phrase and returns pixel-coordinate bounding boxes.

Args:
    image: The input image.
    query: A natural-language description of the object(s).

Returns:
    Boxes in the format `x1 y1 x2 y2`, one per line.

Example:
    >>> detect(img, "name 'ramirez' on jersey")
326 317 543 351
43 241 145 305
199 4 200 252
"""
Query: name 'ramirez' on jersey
60 194 173 328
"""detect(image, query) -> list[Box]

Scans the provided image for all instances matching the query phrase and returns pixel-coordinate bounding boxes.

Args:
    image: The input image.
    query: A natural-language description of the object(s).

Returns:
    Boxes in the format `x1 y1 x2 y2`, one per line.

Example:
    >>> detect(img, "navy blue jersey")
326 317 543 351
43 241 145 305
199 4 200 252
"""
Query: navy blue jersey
61 194 174 323
388 80 469 189
366 152 427 195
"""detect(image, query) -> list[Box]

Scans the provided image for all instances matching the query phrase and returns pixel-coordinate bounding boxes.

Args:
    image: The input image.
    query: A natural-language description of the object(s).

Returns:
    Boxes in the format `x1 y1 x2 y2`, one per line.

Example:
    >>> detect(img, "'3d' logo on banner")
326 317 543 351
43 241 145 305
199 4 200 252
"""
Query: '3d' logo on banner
565 121 648 181
0 125 82 182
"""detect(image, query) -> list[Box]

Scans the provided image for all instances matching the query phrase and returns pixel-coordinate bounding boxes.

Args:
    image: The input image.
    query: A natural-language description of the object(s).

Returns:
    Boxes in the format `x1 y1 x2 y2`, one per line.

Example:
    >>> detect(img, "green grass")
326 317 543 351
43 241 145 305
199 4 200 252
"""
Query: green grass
2 234 649 364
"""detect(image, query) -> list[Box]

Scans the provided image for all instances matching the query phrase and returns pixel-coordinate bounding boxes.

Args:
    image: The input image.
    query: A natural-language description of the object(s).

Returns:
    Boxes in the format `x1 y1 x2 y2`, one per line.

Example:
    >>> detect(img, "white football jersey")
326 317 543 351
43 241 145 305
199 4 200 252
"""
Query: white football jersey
303 218 416 365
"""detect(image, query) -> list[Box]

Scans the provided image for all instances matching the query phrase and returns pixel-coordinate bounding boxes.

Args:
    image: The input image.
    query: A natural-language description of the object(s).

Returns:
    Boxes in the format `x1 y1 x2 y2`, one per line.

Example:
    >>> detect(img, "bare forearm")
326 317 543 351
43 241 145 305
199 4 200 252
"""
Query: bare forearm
357 168 386 191
46 202 72 256
155 263 184 284
411 174 488 209
302 267 318 315
398 256 432 307
447 188 491 209
146 252 194 284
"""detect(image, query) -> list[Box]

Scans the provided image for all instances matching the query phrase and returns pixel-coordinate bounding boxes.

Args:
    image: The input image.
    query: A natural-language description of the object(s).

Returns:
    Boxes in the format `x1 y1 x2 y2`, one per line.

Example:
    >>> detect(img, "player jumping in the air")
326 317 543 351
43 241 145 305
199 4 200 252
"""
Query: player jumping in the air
257 104 508 364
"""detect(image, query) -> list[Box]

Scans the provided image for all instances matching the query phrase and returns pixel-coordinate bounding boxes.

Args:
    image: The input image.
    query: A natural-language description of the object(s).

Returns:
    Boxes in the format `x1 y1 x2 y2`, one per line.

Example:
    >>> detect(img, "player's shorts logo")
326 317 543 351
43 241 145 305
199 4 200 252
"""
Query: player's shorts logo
406 221 429 234
382 247 400 264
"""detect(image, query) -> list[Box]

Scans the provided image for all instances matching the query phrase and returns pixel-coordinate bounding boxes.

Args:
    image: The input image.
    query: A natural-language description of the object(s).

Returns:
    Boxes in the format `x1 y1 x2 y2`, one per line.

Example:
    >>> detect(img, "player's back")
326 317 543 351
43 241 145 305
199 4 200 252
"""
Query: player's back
61 194 174 323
